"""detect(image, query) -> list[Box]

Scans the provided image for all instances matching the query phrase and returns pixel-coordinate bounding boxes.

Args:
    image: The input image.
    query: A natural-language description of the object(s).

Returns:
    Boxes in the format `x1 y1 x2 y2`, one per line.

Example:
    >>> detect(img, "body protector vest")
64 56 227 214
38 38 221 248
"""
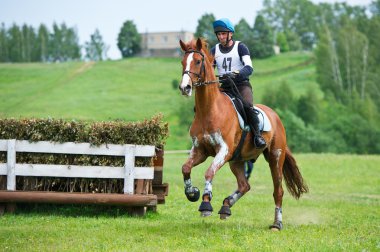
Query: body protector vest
215 41 244 75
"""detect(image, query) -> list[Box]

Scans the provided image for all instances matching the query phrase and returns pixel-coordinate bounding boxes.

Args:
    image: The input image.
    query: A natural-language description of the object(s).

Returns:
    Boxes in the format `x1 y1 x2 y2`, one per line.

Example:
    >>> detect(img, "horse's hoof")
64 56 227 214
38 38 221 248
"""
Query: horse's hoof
185 187 200 202
270 227 280 232
269 221 283 231
218 205 231 220
219 213 230 220
198 201 213 217
200 211 212 217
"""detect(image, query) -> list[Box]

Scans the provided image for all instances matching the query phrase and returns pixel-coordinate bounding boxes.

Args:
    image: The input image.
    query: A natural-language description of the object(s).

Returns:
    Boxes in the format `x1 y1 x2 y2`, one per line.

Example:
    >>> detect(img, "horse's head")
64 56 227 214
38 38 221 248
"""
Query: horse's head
179 38 213 96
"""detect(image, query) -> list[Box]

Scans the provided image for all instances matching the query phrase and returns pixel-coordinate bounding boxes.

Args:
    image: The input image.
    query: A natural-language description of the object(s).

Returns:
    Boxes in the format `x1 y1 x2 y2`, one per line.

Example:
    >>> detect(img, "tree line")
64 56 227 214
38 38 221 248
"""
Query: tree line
0 23 109 62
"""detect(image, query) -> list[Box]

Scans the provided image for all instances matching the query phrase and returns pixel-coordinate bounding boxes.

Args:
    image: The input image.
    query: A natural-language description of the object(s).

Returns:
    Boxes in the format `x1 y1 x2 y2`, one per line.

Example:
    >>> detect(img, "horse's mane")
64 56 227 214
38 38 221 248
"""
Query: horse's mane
186 38 214 63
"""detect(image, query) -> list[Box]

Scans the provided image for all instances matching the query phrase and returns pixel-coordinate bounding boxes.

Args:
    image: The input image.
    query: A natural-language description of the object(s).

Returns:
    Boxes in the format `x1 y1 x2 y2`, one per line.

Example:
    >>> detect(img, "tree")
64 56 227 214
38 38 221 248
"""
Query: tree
85 29 108 61
50 22 63 61
0 23 9 62
260 0 318 50
234 18 255 55
194 13 217 47
315 24 343 102
262 81 296 111
297 87 319 125
363 16 380 110
316 22 369 104
117 20 141 58
36 24 49 62
49 23 81 62
251 14 274 58
21 24 36 62
276 32 289 52
63 26 81 61
370 0 380 16
336 24 369 100
8 23 22 62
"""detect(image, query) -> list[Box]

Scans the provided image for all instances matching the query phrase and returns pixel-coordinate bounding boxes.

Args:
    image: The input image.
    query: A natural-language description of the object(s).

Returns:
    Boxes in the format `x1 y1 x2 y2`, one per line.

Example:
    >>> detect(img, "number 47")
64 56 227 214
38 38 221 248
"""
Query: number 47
222 57 232 71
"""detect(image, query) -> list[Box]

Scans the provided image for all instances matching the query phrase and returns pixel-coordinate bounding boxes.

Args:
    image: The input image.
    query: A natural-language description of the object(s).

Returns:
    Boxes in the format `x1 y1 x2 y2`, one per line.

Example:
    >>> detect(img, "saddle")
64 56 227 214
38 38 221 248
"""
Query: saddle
220 77 271 161
224 93 271 132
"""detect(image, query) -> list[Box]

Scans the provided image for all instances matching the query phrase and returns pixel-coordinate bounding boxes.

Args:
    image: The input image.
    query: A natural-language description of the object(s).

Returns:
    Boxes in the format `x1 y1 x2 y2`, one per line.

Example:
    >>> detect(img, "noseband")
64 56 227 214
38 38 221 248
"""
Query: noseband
183 50 218 87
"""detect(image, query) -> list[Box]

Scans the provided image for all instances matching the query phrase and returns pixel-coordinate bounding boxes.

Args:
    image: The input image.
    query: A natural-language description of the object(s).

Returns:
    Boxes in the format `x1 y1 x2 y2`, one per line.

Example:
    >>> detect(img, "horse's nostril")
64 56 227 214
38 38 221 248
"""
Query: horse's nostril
185 85 191 91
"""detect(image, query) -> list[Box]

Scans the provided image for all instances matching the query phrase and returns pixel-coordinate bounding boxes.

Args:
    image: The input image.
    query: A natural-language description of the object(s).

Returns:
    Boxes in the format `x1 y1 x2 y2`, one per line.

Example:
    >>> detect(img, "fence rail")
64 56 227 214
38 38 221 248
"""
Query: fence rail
0 139 155 195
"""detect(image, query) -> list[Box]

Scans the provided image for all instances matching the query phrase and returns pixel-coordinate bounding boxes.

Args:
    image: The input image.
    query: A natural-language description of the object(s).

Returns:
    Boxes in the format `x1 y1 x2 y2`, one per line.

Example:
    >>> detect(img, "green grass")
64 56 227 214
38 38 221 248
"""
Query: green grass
0 52 317 150
0 154 379 251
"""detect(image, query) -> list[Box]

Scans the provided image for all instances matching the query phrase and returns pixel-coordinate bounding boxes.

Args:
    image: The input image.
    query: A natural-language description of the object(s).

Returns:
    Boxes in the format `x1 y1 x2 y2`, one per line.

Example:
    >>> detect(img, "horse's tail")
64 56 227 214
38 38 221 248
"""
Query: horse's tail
283 146 309 199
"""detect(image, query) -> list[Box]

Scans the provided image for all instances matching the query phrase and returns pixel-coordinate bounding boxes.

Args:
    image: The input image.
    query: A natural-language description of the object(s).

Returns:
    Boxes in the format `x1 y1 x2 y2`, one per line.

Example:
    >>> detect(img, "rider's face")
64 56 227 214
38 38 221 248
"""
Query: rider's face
216 32 232 46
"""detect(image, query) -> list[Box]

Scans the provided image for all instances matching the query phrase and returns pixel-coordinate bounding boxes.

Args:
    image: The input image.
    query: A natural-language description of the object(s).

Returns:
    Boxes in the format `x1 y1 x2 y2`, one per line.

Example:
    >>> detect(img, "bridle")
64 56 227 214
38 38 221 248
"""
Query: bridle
183 49 219 87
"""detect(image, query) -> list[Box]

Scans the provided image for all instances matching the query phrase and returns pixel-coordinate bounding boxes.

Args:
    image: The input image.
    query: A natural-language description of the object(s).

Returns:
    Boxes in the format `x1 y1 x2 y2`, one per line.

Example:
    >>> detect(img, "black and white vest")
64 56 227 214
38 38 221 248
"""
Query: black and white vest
214 41 244 75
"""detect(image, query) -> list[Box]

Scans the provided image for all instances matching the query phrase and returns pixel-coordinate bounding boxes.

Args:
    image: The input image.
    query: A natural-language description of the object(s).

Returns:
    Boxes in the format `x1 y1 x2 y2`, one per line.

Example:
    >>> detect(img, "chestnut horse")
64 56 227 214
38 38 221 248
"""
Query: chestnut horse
179 38 308 230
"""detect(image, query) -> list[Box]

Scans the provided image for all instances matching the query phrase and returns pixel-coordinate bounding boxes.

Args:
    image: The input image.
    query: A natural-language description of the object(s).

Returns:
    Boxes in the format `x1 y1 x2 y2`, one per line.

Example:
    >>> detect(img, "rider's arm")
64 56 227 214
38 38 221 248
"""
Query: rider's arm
236 43 253 81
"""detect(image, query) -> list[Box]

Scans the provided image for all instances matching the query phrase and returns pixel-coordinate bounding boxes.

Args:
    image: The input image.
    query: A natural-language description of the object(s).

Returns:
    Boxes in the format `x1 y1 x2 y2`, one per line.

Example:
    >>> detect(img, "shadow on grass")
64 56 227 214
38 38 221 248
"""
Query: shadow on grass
8 203 158 218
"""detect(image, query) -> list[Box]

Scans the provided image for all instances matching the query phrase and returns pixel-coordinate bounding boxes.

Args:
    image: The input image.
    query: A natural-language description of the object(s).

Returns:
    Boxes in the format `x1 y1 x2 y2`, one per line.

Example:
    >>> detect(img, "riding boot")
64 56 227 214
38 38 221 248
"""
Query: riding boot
249 108 266 149
253 130 266 149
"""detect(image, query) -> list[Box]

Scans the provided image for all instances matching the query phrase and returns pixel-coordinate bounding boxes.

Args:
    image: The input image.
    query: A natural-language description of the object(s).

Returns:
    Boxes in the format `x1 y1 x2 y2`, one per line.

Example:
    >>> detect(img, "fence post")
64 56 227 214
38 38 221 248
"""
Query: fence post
124 145 135 194
7 139 16 191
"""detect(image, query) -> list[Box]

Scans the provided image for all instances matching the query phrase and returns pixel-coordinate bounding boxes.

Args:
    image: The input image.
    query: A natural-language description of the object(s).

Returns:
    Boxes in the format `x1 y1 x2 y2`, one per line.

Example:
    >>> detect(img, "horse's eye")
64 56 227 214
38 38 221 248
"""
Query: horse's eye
196 60 201 65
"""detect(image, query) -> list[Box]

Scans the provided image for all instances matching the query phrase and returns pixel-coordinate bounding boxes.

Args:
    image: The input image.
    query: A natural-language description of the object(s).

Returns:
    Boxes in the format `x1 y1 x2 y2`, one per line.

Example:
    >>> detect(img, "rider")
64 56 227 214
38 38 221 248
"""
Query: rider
211 18 266 149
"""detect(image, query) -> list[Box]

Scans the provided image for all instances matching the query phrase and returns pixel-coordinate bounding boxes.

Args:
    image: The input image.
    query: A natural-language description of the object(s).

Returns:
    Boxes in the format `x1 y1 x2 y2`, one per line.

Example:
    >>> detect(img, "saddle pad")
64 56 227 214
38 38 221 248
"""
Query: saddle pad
224 93 272 132
254 106 272 132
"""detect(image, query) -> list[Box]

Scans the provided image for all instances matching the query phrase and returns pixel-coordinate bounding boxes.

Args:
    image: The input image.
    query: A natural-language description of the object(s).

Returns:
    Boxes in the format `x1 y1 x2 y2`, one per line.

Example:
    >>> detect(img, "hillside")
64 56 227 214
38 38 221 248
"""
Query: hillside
0 52 317 150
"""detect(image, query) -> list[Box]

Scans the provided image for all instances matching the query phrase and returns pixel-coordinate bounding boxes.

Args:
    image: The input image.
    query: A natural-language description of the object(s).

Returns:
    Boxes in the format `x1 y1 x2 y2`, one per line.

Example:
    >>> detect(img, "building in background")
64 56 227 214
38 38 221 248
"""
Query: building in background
139 31 194 57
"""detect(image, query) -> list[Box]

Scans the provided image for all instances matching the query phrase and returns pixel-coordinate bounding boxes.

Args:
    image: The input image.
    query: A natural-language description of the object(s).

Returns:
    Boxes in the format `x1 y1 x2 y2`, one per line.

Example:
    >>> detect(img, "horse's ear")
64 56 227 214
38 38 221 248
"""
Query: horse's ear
179 40 187 51
196 38 203 51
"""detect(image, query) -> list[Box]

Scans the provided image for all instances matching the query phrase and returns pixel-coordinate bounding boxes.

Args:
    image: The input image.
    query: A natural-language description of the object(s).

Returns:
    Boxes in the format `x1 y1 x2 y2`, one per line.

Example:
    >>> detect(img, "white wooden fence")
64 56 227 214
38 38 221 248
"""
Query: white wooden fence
0 139 155 195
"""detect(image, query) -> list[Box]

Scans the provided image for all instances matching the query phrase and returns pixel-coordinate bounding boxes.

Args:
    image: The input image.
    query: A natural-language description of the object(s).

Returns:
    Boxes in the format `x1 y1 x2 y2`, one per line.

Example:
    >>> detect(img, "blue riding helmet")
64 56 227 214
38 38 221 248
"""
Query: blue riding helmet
213 18 235 33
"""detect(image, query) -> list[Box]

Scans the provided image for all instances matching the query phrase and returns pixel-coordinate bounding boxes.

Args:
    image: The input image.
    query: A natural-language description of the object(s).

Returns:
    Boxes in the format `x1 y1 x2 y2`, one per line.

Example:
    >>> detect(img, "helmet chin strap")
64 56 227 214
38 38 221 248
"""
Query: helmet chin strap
226 33 232 45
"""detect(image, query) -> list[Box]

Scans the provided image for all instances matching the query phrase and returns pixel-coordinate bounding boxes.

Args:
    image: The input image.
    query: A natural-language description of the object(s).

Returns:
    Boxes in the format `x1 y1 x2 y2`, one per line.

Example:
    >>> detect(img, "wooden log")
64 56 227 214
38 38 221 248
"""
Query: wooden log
0 203 4 215
0 191 157 207
153 148 164 185
152 183 169 204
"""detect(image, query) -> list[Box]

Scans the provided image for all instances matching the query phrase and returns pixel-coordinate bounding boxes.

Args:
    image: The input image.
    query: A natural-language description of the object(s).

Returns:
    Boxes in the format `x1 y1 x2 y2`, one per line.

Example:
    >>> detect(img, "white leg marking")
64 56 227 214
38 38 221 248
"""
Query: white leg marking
209 131 229 174
274 149 282 169
204 180 212 197
275 207 283 222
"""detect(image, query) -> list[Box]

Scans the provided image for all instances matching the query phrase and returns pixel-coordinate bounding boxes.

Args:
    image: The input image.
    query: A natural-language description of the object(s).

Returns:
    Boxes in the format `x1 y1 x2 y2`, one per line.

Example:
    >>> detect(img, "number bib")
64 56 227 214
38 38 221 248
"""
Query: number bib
215 41 244 75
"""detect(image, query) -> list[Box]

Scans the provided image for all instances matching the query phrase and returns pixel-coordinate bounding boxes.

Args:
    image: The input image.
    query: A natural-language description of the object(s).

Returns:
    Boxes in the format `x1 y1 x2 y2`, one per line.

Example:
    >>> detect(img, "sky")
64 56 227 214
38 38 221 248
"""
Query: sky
2 0 373 60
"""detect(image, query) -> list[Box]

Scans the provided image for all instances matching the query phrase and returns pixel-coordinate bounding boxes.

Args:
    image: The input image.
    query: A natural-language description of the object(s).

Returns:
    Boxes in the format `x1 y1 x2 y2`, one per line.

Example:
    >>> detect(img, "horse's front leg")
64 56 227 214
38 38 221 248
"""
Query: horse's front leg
218 160 251 219
198 140 230 217
182 146 207 202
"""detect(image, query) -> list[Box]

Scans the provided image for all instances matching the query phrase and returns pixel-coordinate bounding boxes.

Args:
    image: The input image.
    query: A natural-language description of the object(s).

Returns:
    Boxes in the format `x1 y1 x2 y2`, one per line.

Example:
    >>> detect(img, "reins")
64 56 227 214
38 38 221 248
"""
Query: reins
183 49 219 87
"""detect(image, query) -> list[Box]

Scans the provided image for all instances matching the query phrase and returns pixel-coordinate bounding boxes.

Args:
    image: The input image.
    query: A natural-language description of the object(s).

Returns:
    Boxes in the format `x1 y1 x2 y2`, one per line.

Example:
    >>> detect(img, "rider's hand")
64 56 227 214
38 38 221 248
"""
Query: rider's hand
223 70 239 79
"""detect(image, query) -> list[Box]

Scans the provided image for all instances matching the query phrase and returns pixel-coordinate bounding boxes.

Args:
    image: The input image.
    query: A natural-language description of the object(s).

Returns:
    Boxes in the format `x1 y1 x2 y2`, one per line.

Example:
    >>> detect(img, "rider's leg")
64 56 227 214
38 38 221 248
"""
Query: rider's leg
237 85 266 148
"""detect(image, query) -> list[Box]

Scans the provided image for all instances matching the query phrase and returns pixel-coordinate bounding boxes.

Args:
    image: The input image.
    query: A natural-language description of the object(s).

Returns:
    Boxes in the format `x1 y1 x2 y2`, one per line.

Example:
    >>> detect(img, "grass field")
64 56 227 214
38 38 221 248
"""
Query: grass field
0 153 379 251
0 52 316 150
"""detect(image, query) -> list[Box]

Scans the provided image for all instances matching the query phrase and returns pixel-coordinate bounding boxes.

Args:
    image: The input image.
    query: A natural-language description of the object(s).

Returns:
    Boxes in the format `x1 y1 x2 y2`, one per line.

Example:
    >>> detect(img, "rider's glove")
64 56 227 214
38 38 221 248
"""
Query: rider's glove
223 70 239 80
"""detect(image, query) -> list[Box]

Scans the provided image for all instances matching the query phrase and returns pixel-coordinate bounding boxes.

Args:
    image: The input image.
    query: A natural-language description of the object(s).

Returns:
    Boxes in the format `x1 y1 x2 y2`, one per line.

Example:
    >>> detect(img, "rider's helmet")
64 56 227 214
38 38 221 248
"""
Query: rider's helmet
213 18 235 33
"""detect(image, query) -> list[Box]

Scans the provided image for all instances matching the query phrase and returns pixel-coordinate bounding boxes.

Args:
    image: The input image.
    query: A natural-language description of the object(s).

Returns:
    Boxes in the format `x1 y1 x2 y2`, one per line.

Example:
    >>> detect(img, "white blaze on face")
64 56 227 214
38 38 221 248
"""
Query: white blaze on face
180 52 194 91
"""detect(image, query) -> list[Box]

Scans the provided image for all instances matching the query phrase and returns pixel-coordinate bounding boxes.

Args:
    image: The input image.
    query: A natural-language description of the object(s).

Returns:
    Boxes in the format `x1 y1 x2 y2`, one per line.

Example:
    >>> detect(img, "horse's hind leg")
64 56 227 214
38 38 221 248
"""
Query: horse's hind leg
264 148 285 231
182 147 207 202
218 160 251 219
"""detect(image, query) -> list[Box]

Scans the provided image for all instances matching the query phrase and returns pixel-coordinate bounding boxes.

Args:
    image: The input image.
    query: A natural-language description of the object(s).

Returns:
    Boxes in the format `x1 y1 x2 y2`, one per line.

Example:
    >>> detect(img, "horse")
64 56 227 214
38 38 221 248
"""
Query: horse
178 38 309 231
